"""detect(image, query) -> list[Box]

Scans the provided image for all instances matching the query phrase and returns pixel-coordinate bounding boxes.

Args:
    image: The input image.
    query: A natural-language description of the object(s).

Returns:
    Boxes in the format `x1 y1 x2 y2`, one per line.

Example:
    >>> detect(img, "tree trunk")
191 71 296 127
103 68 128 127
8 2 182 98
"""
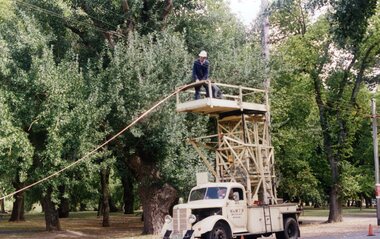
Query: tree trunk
0 199 4 213
58 185 70 218
127 154 178 234
109 197 118 212
9 191 25 221
365 196 371 208
312 41 343 223
139 183 177 234
100 167 110 227
9 175 25 222
43 187 61 231
97 197 103 217
122 172 134 214
328 184 342 222
79 203 86 211
0 188 5 213
327 150 343 222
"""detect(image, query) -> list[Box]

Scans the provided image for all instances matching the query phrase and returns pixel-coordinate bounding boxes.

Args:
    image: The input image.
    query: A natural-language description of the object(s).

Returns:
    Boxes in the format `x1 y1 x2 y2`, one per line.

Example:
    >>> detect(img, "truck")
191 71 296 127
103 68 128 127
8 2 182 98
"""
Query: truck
161 81 301 239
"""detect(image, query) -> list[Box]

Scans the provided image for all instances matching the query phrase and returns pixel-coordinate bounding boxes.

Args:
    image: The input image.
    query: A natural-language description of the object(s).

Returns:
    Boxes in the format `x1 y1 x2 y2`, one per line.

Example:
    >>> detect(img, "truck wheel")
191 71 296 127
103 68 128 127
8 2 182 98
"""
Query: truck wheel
206 221 231 239
275 217 299 239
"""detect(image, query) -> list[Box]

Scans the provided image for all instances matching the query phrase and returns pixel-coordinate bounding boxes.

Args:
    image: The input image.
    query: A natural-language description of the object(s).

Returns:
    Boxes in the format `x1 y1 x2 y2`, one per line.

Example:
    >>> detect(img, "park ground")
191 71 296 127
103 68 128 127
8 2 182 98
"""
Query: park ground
0 208 378 238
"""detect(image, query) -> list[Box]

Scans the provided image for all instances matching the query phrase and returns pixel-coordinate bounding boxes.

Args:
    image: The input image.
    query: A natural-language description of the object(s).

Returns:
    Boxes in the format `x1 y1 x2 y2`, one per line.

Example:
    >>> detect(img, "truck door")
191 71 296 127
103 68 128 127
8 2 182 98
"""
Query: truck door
226 187 247 232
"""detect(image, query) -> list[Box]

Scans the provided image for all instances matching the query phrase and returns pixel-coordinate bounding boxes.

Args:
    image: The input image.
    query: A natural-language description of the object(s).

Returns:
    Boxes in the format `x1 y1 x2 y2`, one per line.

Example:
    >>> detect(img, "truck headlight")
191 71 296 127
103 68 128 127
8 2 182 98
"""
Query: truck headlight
188 214 197 224
165 215 172 224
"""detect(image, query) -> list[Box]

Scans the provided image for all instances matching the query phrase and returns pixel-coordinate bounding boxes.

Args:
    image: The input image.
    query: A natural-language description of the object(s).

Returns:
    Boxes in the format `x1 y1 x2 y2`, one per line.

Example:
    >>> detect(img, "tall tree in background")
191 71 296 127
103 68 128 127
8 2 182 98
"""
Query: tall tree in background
320 0 378 222
269 0 326 208
271 0 379 222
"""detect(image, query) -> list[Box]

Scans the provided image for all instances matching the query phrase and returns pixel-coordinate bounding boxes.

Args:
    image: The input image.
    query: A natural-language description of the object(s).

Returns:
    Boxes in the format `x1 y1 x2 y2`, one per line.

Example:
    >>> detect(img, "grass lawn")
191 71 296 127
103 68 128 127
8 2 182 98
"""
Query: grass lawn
0 207 376 238
0 211 147 238
301 206 376 217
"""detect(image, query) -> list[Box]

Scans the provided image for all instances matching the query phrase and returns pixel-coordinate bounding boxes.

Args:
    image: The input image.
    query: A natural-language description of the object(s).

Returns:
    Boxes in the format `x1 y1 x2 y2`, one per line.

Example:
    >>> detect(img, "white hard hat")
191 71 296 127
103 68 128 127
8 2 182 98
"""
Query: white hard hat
199 50 207 57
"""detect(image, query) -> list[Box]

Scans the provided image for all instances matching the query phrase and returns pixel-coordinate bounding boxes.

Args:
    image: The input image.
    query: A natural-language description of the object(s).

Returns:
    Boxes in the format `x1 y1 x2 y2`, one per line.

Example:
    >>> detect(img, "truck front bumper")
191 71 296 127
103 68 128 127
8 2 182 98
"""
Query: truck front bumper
163 229 194 239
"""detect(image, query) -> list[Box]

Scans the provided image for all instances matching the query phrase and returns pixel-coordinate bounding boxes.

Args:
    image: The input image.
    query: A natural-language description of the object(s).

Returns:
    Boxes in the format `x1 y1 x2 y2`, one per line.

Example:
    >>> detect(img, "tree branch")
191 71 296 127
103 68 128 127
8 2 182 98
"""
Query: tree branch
121 0 135 33
335 52 357 102
64 23 90 47
162 0 173 23
312 41 331 109
350 42 379 104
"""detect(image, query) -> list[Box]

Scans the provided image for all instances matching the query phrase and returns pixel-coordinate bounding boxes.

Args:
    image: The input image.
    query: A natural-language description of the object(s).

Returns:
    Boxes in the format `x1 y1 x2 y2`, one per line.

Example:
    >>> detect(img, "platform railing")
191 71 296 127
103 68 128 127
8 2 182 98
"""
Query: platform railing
176 80 267 107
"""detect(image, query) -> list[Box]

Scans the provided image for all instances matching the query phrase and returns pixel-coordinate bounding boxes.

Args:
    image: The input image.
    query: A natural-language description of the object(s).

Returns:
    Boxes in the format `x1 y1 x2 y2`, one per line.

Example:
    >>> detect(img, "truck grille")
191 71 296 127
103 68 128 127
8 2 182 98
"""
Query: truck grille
173 208 188 235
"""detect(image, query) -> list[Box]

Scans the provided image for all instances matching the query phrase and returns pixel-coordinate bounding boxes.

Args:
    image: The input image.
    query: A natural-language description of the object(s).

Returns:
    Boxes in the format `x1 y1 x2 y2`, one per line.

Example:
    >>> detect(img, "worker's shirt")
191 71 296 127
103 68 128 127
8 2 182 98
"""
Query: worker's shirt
192 59 209 81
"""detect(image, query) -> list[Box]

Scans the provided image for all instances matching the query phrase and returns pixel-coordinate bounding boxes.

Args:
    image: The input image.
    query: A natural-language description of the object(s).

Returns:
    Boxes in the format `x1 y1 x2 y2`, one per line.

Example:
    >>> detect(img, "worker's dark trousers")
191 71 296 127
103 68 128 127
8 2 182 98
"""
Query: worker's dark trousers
194 84 209 100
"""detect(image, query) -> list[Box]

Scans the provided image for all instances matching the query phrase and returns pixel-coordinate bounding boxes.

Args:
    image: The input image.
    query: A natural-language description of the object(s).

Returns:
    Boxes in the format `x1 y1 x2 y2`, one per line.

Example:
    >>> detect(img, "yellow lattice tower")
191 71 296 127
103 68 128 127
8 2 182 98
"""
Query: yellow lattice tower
176 81 277 205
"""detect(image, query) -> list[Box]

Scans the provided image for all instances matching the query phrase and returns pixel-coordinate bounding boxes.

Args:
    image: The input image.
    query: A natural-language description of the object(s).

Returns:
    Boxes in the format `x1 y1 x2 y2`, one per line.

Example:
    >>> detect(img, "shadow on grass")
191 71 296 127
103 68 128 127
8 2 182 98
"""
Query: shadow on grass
0 212 144 238
0 229 45 234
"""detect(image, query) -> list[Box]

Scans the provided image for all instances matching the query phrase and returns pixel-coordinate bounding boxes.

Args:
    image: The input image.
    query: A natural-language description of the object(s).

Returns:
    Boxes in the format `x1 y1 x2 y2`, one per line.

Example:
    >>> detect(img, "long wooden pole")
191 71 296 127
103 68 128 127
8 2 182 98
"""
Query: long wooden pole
371 98 380 225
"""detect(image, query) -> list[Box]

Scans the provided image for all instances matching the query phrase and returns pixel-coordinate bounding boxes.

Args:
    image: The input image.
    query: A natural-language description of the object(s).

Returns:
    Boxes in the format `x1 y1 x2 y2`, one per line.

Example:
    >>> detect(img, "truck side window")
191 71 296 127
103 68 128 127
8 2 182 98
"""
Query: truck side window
229 188 244 201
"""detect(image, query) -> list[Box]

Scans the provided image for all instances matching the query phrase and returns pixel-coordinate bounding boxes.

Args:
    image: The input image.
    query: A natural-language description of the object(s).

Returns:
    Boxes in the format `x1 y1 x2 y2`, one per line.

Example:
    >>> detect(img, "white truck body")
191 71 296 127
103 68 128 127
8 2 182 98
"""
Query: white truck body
161 182 300 239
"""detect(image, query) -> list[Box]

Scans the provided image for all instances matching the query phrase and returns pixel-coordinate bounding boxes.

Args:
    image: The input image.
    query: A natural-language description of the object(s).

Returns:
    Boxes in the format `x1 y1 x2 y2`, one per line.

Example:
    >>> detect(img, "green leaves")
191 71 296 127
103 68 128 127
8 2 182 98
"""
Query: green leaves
0 91 33 183
331 0 377 48
0 0 13 22
271 0 380 206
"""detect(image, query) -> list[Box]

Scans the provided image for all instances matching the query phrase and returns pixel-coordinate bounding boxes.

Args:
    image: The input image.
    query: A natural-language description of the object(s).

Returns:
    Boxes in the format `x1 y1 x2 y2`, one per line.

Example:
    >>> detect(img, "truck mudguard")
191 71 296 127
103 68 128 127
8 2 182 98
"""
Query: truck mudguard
192 215 231 238
160 221 173 238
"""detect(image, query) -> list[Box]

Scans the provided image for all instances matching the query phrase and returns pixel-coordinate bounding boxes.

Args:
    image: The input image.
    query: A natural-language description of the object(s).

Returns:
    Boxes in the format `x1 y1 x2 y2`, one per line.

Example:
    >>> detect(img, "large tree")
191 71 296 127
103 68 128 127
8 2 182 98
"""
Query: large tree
96 31 210 233
0 91 33 221
271 0 380 222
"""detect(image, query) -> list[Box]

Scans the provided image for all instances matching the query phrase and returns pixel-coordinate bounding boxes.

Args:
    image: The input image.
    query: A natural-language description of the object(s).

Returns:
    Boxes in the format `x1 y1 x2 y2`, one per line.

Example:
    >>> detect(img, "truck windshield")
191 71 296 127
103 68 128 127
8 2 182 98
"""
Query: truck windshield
189 187 227 201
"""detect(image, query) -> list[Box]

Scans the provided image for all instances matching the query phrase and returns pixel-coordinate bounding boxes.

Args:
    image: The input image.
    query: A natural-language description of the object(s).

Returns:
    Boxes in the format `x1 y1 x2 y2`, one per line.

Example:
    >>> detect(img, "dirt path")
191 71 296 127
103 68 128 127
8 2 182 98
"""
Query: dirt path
299 214 378 238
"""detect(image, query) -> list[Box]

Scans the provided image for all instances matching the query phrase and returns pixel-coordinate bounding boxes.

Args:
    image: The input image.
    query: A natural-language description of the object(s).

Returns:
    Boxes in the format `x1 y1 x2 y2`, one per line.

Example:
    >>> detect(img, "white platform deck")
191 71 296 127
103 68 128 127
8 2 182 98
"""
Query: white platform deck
176 98 267 115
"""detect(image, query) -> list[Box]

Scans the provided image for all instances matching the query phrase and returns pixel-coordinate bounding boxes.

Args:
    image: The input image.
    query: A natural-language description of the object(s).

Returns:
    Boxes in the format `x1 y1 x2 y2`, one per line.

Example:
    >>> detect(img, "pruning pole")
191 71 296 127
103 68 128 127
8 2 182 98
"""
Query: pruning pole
371 98 380 225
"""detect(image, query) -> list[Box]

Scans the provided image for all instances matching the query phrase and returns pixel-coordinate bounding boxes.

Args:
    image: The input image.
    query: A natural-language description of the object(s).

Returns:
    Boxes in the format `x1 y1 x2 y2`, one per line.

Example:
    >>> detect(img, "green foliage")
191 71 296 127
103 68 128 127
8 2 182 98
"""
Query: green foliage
0 91 33 184
172 0 246 58
98 30 210 193
212 43 265 87
339 161 361 199
0 0 13 22
271 0 309 38
0 7 110 211
269 18 329 202
331 0 377 48
278 159 322 203
271 0 380 209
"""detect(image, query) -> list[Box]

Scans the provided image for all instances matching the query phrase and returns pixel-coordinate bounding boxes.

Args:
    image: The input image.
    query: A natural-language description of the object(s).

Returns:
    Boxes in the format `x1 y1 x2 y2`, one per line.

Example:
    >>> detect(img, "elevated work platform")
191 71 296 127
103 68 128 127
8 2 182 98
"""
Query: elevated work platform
175 81 267 116
176 80 277 205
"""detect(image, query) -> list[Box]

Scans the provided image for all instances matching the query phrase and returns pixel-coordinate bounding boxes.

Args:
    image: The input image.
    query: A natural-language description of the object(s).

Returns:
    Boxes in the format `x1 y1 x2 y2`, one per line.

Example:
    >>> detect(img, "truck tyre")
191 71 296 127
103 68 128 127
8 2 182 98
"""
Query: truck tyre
275 217 299 239
205 221 231 239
